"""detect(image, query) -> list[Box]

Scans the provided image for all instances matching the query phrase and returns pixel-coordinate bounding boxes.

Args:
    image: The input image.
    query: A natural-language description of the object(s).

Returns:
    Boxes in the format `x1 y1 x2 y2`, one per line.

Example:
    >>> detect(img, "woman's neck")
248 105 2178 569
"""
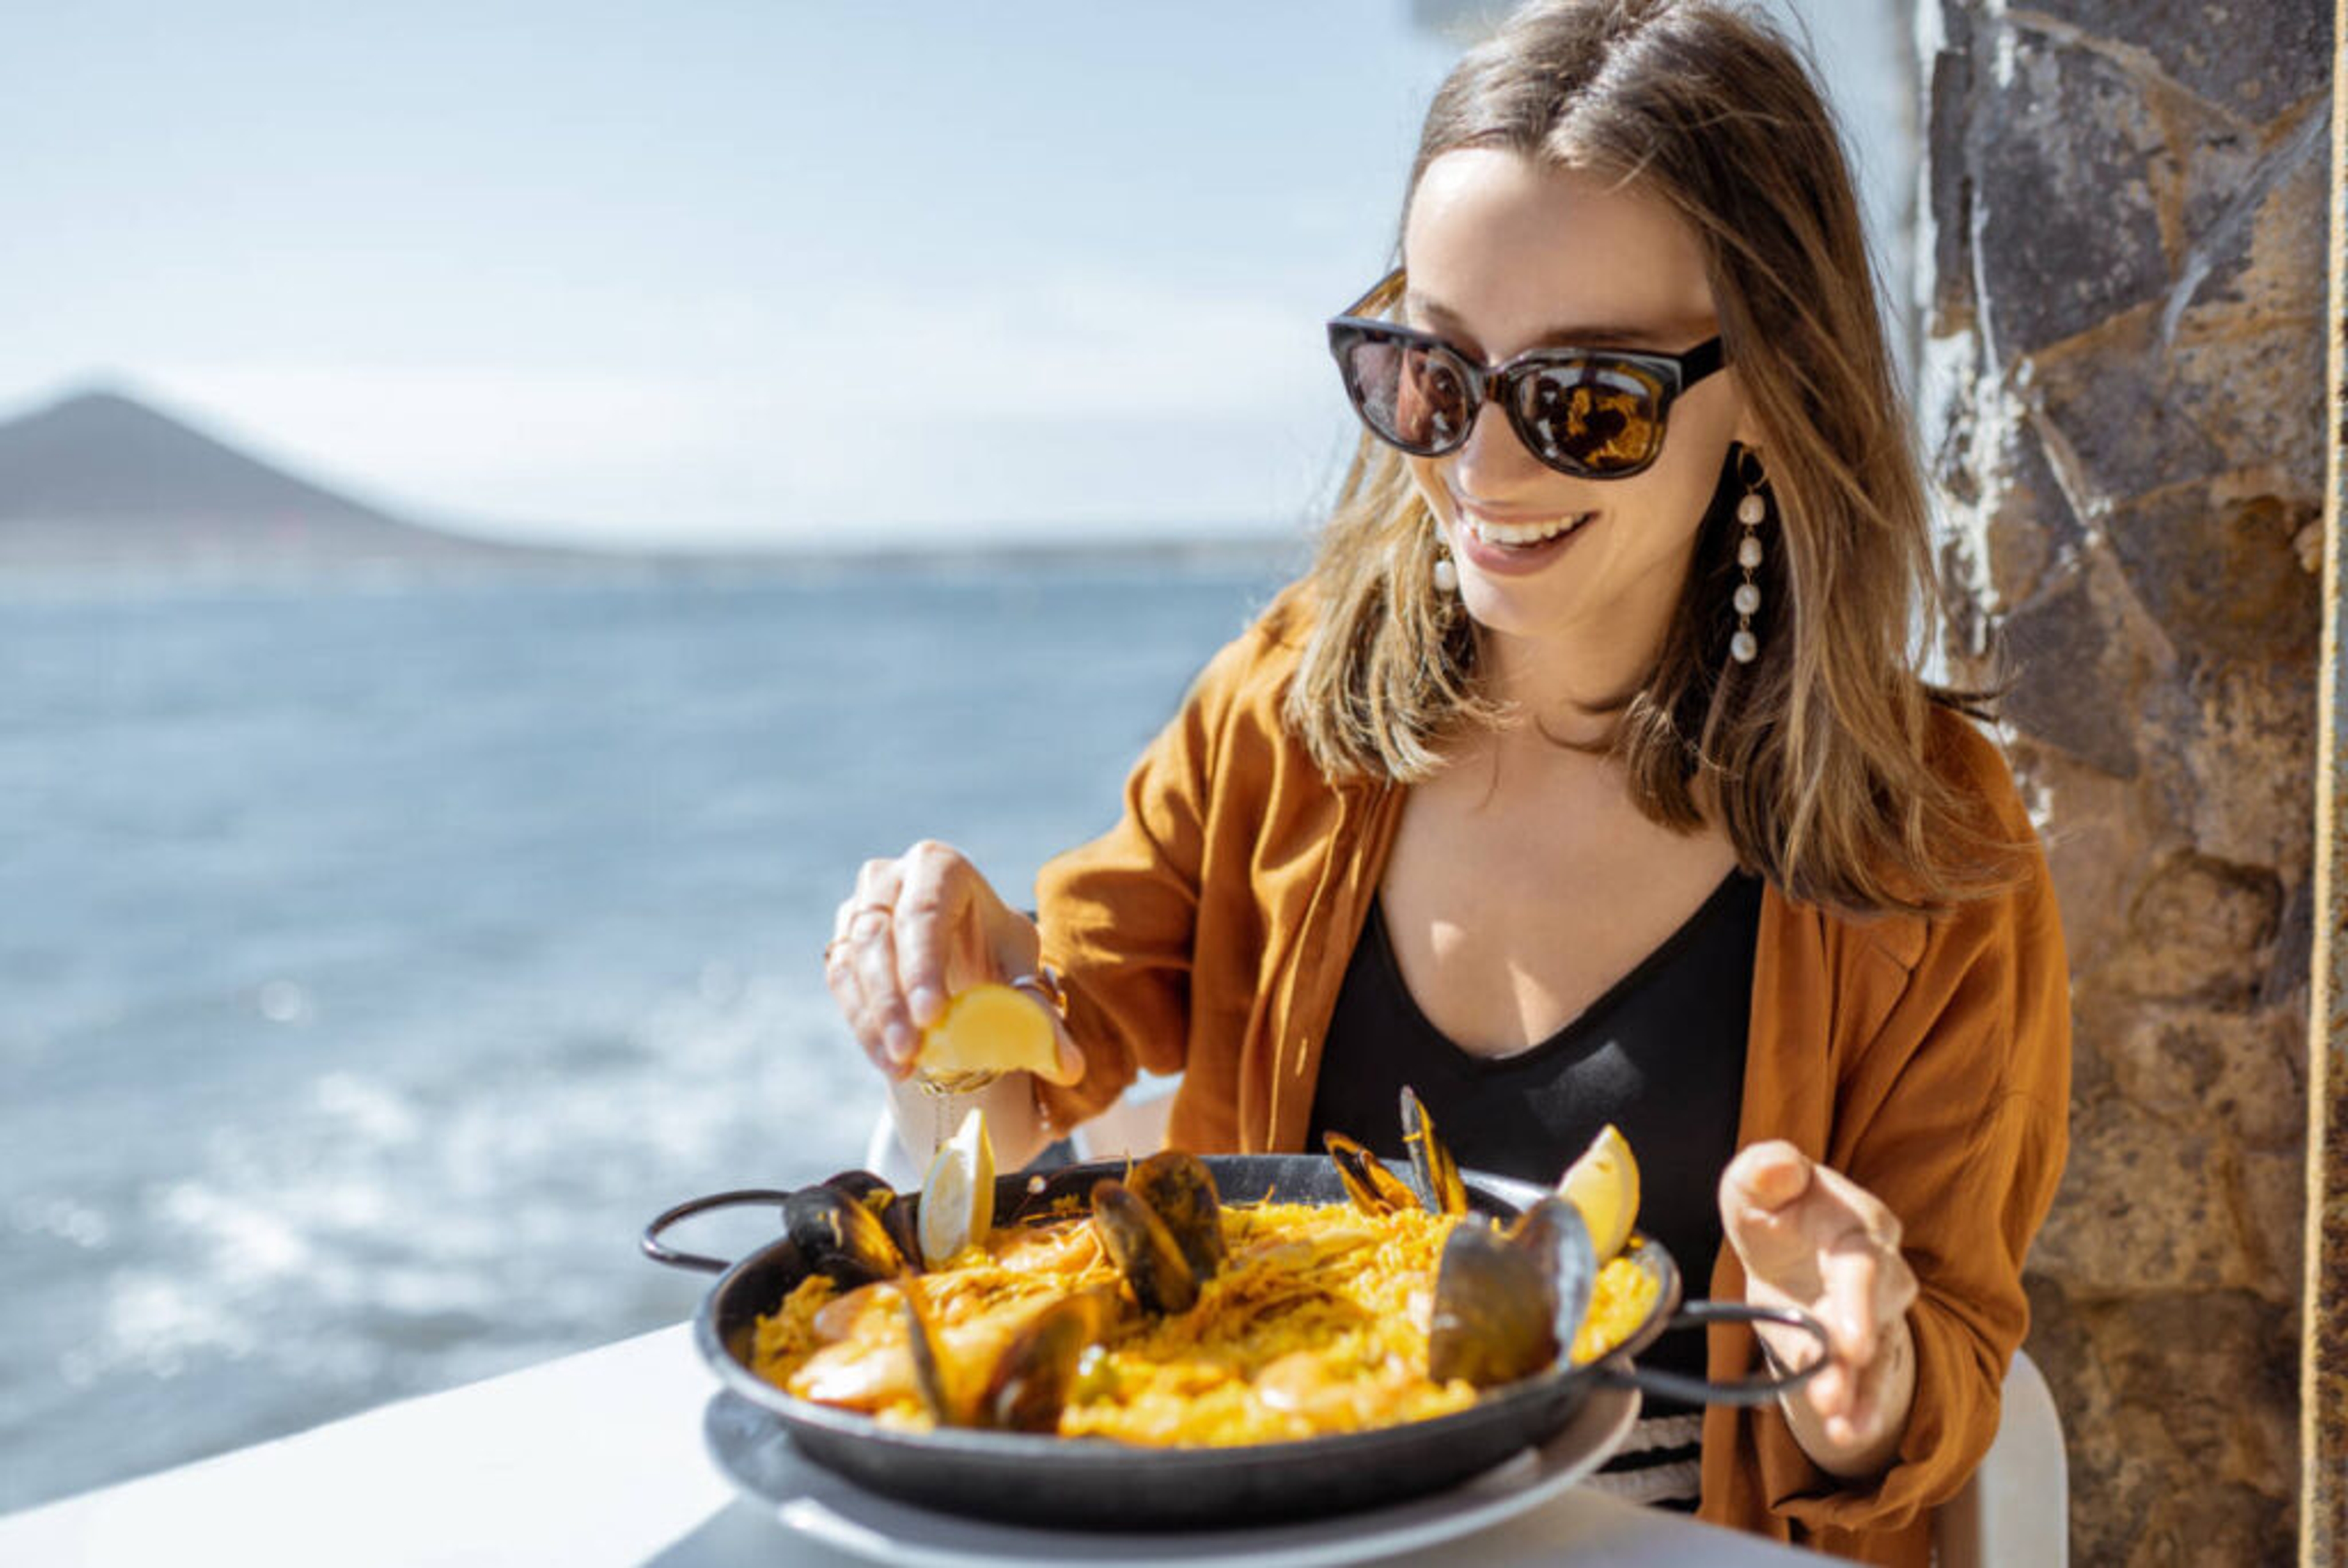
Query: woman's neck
1480 619 1665 750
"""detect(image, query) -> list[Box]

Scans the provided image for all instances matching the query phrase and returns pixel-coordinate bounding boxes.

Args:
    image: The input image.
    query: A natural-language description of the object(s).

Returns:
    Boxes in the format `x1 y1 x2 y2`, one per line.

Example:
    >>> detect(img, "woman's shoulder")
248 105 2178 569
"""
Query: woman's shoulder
1918 700 2035 841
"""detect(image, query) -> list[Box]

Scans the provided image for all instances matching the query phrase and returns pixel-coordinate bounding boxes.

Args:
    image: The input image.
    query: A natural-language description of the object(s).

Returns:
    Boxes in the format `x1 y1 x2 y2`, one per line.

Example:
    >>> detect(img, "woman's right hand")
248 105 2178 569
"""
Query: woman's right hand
821 839 1083 1084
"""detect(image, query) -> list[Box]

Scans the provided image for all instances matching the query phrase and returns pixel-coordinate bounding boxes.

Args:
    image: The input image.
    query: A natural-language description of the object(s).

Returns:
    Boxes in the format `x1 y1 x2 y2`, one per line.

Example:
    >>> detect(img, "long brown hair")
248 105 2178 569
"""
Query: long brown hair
1285 0 2014 918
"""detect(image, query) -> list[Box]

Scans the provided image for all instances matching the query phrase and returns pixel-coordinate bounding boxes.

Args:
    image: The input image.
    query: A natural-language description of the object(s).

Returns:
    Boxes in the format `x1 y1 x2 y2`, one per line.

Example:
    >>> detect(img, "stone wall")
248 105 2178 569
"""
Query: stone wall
1919 3 2330 1561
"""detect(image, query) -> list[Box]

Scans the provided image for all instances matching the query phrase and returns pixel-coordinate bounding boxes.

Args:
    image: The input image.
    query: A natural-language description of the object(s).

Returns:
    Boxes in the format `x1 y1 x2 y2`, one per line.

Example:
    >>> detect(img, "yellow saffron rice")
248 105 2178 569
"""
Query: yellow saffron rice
748 1199 1660 1445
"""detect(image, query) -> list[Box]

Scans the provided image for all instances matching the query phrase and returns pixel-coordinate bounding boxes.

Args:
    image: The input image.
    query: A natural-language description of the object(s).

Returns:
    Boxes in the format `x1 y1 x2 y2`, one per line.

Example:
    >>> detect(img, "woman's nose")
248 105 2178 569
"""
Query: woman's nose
1450 396 1552 491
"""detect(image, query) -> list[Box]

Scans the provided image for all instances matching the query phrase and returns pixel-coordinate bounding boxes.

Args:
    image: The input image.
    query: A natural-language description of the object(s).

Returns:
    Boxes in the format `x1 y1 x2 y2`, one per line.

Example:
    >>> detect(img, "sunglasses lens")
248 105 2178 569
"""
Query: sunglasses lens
1512 361 1667 476
1338 331 1474 454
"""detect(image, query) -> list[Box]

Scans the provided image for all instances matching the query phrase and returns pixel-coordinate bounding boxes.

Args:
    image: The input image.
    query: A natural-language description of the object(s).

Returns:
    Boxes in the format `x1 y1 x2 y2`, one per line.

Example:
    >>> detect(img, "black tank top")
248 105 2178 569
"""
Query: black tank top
1305 870 1762 1507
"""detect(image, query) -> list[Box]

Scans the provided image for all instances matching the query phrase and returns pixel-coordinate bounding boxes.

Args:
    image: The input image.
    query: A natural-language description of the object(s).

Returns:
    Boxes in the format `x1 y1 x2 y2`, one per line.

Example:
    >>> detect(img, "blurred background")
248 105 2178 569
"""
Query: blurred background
0 0 1913 1512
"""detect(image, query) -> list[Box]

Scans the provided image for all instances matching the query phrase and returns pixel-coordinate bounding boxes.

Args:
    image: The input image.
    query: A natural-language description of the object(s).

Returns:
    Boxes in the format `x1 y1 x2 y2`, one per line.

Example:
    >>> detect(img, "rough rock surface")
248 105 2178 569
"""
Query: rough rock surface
1920 4 2326 1562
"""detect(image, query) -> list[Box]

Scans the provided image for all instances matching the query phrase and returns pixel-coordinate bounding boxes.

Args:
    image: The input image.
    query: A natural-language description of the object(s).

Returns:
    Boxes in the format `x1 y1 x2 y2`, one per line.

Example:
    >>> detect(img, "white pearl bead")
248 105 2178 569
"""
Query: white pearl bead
1737 534 1765 569
1730 628 1759 663
1733 583 1762 615
1738 493 1767 525
1432 556 1458 594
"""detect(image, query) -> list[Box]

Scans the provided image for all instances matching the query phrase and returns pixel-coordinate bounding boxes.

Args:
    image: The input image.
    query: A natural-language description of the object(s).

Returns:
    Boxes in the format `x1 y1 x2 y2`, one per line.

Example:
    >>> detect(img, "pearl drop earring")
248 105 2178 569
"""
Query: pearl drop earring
1730 452 1768 665
1433 548 1458 595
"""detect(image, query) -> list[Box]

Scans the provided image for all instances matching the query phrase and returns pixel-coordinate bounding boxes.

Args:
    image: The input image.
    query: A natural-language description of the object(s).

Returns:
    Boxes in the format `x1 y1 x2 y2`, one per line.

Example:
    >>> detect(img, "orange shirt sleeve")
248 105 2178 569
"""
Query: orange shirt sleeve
1755 726 2073 1557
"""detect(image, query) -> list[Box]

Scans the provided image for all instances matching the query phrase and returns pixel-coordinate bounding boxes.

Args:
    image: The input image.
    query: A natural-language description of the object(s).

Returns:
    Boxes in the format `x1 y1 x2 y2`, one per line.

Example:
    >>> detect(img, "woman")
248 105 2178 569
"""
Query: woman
823 2 2070 1561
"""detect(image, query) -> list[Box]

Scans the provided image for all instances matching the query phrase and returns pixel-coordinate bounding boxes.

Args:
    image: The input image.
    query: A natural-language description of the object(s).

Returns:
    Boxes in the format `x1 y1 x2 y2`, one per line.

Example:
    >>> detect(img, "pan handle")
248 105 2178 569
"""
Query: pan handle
640 1188 796 1275
1593 1299 1832 1407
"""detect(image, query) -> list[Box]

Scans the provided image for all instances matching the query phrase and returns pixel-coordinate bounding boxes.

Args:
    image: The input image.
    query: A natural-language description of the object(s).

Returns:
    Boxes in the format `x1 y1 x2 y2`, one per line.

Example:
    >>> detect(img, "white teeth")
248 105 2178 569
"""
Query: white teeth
1466 512 1590 547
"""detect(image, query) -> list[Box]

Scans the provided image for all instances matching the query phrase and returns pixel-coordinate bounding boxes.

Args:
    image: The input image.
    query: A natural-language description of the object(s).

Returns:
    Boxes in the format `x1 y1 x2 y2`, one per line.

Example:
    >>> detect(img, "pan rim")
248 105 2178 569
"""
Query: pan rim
688 1154 1683 1468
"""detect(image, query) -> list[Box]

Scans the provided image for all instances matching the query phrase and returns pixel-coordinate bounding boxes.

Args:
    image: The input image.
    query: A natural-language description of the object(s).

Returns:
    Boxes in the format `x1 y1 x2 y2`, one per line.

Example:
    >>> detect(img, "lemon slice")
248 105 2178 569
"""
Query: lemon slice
1556 1124 1639 1263
917 982 1059 1080
919 1106 997 1268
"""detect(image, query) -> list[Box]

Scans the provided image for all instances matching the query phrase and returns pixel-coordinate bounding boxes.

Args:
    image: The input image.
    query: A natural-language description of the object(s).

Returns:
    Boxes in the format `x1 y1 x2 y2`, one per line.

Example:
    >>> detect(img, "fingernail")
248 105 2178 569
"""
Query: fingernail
885 1022 914 1062
907 987 942 1027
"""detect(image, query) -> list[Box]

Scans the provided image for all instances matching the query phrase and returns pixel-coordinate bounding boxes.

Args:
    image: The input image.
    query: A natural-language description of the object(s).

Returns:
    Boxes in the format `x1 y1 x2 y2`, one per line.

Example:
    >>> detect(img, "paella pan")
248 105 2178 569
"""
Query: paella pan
642 1094 1825 1529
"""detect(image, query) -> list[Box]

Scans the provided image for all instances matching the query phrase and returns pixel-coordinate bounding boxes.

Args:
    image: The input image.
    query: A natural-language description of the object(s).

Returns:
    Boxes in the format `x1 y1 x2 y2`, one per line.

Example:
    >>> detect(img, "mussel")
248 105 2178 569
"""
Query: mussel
978 1287 1118 1432
1323 1087 1467 1217
1400 1087 1468 1216
819 1168 922 1267
783 1181 912 1290
1502 1194 1599 1349
1324 1131 1420 1216
1126 1150 1228 1279
1090 1150 1227 1316
1091 1180 1201 1314
900 1282 1118 1432
1426 1196 1597 1388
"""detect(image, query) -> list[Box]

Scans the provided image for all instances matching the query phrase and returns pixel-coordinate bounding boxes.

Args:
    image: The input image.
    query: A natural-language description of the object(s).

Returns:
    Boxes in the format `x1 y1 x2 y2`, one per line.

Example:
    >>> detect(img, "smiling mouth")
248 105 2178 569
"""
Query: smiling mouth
1460 511 1595 548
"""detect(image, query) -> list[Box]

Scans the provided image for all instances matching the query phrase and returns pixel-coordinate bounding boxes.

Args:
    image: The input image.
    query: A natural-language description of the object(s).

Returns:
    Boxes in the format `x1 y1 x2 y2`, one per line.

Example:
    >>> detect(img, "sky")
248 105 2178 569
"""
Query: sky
0 1 1913 551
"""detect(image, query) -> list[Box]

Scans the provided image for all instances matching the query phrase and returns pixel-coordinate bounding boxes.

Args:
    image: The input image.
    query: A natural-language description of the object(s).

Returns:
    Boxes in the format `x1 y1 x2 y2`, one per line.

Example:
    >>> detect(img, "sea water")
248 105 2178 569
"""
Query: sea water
0 554 1293 1511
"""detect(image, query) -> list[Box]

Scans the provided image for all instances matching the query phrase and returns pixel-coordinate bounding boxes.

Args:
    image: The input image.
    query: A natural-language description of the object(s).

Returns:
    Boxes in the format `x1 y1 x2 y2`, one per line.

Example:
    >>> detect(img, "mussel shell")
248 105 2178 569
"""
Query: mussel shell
812 1169 910 1267
1400 1086 1467 1216
821 1169 894 1204
1427 1220 1559 1388
898 1279 961 1426
784 1183 910 1290
1505 1196 1597 1356
1323 1131 1420 1216
1090 1178 1199 1315
821 1169 921 1267
1125 1150 1228 1281
978 1287 1117 1433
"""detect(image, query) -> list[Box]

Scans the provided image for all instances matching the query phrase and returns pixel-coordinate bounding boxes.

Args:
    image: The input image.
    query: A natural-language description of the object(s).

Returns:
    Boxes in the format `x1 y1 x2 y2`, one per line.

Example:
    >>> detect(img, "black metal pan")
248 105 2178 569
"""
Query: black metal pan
642 1154 1823 1531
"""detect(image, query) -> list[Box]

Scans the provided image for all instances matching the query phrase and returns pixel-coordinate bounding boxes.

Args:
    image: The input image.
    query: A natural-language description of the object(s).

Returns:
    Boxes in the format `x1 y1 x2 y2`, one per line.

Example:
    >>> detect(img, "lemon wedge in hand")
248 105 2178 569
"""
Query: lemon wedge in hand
917 982 1060 1080
1556 1124 1639 1263
918 1106 997 1268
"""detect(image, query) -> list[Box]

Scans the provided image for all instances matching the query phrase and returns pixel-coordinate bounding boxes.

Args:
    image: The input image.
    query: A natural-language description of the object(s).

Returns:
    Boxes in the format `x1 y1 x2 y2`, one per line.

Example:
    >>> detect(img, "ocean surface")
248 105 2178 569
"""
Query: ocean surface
0 554 1294 1512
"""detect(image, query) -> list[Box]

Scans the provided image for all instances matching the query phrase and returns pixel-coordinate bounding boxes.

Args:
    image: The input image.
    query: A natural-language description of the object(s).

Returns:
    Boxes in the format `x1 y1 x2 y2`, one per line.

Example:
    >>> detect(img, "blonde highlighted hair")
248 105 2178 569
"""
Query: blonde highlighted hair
1285 0 2012 918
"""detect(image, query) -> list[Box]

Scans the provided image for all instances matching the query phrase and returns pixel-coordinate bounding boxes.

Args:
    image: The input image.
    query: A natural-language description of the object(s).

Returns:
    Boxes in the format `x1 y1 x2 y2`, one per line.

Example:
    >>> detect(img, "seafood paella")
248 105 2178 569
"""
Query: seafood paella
747 1090 1661 1446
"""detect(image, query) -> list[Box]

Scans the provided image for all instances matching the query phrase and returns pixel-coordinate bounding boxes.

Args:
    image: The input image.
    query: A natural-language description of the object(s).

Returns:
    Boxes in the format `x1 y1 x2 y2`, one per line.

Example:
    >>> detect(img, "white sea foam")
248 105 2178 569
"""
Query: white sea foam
312 1072 422 1144
92 966 874 1394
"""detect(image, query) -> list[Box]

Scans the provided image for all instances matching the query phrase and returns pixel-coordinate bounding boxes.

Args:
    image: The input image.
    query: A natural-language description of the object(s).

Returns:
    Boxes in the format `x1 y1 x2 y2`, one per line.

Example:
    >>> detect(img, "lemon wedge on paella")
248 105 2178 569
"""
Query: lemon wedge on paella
1557 1123 1639 1263
918 1106 996 1268
917 982 1058 1080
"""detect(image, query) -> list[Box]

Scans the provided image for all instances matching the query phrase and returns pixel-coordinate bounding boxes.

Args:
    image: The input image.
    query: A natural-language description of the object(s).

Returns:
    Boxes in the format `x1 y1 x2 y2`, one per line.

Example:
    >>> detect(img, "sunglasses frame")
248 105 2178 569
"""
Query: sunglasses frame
1326 268 1729 480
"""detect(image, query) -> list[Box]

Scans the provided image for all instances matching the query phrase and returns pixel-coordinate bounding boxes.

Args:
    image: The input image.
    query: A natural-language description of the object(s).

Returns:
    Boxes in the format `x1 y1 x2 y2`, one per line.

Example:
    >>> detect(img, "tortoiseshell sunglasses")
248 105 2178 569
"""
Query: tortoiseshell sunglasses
1326 268 1727 480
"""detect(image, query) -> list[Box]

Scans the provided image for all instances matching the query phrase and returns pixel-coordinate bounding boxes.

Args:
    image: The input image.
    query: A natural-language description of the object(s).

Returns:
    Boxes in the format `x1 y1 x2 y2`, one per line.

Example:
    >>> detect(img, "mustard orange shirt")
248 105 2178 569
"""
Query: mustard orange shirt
1035 591 2072 1566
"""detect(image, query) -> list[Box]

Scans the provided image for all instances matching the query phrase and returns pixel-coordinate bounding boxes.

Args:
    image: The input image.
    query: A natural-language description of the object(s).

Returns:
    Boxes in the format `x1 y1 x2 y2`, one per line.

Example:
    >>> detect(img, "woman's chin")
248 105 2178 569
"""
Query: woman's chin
1455 576 1577 640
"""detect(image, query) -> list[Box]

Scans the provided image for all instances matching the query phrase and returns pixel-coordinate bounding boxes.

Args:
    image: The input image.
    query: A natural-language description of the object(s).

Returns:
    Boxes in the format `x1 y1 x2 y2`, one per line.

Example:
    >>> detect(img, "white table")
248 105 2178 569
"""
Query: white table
0 1325 1822 1566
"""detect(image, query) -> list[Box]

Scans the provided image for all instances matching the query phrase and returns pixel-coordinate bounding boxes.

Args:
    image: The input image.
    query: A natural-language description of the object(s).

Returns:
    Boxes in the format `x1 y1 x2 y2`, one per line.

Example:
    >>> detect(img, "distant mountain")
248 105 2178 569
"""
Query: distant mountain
0 387 526 570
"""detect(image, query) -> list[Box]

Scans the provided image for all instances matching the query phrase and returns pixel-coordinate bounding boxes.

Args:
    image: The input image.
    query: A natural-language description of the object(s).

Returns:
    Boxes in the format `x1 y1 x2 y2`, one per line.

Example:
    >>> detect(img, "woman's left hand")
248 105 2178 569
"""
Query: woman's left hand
1719 1141 1919 1474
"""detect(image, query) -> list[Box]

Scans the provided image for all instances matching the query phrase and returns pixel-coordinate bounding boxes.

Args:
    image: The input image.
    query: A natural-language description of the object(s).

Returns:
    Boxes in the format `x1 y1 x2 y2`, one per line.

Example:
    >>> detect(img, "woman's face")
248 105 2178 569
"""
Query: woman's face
1398 149 1751 651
